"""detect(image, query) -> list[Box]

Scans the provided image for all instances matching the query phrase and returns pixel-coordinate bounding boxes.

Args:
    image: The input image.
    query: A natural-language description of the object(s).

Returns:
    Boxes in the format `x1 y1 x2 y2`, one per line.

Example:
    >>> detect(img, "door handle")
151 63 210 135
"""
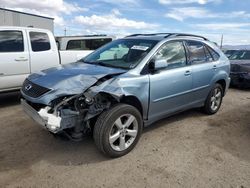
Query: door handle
184 70 192 76
213 65 217 70
15 58 28 62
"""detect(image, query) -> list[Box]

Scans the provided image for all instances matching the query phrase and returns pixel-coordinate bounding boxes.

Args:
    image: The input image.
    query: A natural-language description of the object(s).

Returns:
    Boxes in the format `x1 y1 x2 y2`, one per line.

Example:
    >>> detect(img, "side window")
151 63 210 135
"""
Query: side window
155 41 187 69
29 32 51 52
0 31 24 52
186 41 207 64
207 46 220 61
204 46 214 62
67 40 87 50
66 38 112 51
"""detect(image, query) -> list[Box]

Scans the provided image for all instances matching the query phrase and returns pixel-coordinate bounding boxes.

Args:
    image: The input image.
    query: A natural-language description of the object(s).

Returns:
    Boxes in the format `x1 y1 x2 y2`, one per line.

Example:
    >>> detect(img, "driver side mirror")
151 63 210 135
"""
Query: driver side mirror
149 58 168 71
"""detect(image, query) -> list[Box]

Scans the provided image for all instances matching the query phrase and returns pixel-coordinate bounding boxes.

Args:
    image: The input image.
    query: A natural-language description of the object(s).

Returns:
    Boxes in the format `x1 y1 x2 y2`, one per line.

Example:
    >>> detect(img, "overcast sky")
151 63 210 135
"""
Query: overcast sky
1 0 250 45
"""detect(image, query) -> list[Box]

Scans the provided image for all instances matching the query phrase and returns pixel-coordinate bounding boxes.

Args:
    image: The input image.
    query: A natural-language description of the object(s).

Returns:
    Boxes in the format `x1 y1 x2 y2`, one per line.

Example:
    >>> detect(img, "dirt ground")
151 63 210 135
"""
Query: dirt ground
0 89 249 188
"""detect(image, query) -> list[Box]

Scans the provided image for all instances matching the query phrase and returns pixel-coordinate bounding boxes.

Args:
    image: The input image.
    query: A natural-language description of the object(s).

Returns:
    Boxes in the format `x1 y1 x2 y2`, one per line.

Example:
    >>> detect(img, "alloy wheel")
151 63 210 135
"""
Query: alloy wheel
109 114 138 152
210 87 222 111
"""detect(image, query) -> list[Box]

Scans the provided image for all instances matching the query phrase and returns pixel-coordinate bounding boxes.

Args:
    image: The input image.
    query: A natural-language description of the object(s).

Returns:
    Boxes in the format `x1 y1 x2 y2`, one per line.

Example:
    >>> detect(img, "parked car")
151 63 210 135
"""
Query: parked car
21 33 230 157
229 50 250 88
56 35 114 66
0 27 112 92
223 49 238 58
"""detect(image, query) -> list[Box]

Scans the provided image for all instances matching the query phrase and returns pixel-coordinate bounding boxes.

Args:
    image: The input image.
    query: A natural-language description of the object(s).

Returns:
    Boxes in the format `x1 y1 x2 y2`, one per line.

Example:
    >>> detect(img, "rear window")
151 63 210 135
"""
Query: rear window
207 46 220 61
204 46 213 62
29 32 51 52
66 38 112 50
0 31 24 52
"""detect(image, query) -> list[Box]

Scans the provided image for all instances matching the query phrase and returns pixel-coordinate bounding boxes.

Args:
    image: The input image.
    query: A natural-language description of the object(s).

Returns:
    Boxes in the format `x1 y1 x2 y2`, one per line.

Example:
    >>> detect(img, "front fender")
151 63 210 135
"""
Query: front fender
86 74 150 119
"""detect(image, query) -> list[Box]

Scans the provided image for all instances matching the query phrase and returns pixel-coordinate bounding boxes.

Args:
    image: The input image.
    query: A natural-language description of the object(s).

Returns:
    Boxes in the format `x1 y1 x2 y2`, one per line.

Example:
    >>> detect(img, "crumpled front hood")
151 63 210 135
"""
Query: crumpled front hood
230 60 250 73
24 63 126 104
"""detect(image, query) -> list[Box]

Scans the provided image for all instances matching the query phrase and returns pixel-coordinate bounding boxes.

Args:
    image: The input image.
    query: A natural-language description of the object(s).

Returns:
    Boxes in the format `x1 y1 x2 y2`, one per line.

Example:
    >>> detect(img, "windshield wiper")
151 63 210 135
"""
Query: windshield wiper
88 61 124 69
78 60 93 64
98 62 130 70
80 60 128 70
97 62 117 68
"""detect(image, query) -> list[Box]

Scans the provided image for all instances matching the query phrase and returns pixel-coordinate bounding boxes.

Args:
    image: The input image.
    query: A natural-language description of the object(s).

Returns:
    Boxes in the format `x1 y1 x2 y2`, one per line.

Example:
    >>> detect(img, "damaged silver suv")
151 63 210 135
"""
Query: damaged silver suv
21 33 230 157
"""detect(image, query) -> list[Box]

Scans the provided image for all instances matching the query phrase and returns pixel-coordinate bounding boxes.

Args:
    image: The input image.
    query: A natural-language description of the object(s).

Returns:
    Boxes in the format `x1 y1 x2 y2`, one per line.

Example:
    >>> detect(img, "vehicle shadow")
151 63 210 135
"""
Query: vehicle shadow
143 108 202 133
0 91 21 108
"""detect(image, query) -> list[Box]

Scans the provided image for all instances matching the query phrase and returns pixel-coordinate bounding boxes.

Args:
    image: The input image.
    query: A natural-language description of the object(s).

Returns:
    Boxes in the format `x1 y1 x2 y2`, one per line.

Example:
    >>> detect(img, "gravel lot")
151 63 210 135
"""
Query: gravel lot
0 89 250 188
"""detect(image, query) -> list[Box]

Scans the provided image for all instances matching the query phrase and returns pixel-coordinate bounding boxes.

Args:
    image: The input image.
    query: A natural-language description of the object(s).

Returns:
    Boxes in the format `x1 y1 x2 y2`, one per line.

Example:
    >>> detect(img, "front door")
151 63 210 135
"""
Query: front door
148 41 193 121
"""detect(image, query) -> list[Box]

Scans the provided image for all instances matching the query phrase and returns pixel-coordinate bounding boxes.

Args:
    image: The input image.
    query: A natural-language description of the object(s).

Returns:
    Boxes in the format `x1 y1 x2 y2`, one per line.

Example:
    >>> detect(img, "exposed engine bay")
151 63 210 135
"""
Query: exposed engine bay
22 75 122 140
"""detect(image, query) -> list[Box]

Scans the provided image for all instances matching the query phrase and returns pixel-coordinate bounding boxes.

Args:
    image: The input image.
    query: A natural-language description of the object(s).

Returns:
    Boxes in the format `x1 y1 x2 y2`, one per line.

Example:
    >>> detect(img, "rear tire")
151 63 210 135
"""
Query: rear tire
93 104 143 158
203 83 223 115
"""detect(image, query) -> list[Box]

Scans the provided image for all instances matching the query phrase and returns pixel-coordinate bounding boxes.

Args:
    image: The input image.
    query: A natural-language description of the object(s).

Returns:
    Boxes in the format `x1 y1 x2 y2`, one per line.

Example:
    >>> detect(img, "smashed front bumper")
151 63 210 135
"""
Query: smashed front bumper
21 99 81 133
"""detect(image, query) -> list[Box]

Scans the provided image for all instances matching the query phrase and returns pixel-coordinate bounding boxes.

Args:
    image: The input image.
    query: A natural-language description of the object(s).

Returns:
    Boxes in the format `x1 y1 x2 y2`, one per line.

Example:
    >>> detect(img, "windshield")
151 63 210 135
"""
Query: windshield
224 50 237 58
229 50 250 60
82 39 158 69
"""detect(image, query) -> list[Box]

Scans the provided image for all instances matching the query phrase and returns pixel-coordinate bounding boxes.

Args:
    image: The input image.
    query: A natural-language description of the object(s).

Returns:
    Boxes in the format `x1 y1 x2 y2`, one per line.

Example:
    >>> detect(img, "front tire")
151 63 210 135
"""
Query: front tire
203 83 223 115
93 104 143 158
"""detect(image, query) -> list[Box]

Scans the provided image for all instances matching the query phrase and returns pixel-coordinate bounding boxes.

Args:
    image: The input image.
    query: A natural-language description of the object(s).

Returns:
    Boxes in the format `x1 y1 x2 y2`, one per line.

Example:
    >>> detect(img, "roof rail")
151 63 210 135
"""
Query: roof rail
126 33 171 38
166 33 209 41
56 34 108 38
126 33 208 41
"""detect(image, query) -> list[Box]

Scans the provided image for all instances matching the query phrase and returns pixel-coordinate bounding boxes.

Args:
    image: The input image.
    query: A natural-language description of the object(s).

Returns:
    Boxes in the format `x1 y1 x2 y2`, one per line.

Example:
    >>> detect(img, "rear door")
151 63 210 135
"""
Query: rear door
0 29 30 91
28 31 59 73
148 41 193 121
185 40 216 102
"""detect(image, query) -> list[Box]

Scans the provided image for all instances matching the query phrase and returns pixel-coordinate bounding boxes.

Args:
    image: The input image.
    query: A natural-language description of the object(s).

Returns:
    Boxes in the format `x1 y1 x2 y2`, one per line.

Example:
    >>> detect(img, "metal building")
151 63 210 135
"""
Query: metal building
0 8 54 32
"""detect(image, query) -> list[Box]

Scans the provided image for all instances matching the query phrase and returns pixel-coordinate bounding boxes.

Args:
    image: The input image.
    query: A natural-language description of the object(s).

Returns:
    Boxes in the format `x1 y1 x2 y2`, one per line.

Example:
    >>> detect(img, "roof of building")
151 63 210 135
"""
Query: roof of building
0 7 54 20
0 26 53 33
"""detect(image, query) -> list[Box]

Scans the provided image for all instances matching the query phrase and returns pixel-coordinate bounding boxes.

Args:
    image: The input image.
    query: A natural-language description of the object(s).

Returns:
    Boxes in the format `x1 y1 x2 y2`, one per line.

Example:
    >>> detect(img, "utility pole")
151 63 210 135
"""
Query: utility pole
220 34 224 49
64 28 67 36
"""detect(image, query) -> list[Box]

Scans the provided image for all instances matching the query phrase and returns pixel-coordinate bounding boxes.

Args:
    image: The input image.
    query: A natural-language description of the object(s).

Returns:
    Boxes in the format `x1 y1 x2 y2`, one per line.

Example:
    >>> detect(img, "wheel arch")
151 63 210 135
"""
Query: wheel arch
215 79 226 96
97 92 143 116
120 95 143 116
211 69 229 97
